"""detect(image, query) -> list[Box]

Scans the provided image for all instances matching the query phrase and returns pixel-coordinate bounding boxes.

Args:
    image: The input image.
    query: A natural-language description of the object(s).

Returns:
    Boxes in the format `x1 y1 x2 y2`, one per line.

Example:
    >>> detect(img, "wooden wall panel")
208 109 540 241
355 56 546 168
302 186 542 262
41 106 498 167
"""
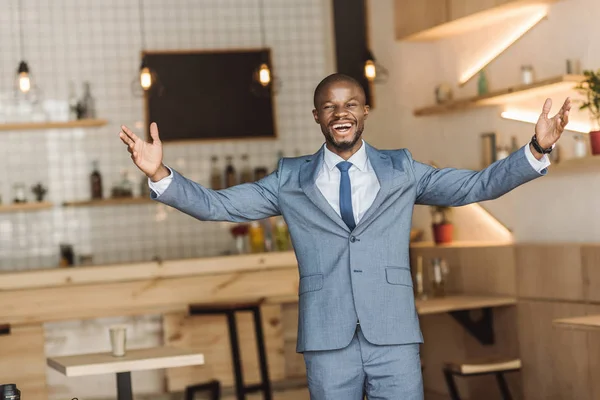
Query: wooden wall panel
516 244 583 301
457 246 516 295
410 245 515 296
163 305 285 391
586 305 600 400
518 300 591 400
0 324 48 400
581 245 600 302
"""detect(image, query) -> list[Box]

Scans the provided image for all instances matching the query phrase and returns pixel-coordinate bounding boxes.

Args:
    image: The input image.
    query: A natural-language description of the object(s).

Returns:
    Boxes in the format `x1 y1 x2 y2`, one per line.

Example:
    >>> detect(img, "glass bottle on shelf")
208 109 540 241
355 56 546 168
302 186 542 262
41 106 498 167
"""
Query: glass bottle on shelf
240 154 253 184
119 170 133 197
430 258 446 297
90 160 103 199
13 183 26 203
248 221 265 253
224 156 236 188
80 81 96 119
68 81 78 120
273 216 291 251
415 255 427 300
210 156 222 190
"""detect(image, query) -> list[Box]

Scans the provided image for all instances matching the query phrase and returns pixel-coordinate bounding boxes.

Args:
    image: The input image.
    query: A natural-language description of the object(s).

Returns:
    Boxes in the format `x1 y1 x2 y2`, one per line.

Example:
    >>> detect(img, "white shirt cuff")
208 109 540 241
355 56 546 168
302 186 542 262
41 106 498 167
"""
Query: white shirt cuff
147 165 173 197
523 143 551 173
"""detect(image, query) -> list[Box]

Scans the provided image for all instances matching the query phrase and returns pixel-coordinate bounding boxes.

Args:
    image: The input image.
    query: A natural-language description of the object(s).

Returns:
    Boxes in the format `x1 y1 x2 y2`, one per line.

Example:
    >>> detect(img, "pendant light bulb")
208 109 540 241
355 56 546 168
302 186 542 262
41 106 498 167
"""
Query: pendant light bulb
364 59 376 82
17 61 31 93
140 66 152 90
259 63 271 87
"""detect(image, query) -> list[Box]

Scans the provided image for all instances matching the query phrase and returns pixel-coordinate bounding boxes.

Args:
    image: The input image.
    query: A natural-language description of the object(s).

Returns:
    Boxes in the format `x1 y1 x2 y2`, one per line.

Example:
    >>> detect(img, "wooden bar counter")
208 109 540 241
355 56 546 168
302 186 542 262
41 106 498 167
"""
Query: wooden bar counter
0 251 300 400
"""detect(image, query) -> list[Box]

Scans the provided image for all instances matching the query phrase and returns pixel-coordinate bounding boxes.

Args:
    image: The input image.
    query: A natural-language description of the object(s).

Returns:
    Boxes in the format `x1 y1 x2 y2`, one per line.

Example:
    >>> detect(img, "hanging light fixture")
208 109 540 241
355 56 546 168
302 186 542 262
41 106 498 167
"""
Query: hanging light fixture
131 0 158 96
364 49 389 84
252 0 279 96
15 0 33 95
364 50 377 82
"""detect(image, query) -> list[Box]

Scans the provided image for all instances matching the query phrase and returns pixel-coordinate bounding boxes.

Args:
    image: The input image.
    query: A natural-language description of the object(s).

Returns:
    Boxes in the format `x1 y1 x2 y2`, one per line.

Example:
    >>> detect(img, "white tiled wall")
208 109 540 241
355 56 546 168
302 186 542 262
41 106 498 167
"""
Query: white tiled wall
0 0 332 271
0 0 333 397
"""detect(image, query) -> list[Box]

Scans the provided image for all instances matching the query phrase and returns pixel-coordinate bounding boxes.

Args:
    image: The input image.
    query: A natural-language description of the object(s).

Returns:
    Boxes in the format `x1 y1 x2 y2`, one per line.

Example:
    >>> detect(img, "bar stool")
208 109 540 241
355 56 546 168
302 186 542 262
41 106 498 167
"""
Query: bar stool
187 301 272 400
442 358 521 400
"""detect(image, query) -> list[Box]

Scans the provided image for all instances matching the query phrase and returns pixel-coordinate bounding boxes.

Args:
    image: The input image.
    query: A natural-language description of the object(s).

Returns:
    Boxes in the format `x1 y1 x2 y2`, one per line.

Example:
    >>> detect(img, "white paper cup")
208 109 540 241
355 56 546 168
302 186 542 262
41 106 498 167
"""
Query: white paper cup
109 326 127 357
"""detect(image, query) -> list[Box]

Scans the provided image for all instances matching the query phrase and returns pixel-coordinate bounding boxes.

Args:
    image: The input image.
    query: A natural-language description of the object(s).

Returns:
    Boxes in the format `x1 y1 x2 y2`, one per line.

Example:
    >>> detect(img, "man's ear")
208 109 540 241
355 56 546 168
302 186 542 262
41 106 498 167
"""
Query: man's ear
312 109 320 124
363 105 370 119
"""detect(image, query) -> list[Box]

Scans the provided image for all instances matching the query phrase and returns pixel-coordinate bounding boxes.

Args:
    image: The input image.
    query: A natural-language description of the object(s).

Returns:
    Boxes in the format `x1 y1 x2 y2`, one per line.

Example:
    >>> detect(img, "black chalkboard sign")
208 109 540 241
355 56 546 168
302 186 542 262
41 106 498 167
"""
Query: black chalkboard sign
143 49 276 142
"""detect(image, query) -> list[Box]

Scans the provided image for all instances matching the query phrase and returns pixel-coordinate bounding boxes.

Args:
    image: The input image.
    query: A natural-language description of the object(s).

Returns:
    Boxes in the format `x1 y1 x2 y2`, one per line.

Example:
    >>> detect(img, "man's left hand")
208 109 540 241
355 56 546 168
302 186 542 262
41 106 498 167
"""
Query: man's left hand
532 97 571 158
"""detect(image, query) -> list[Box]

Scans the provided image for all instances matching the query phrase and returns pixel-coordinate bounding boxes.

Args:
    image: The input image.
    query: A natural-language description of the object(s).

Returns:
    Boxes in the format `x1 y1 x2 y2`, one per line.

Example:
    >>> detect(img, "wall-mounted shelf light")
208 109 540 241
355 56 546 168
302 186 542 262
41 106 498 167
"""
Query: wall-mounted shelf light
459 6 549 86
501 108 591 134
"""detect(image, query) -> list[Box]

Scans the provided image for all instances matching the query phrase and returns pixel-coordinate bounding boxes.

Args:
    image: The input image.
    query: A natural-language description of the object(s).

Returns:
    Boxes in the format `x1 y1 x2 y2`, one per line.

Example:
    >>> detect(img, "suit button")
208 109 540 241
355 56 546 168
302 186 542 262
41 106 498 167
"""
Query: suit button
350 236 356 243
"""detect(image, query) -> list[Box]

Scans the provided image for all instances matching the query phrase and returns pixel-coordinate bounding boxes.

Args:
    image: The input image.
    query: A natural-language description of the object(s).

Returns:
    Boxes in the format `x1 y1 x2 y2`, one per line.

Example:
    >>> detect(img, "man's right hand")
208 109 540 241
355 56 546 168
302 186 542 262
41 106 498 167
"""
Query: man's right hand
119 122 168 182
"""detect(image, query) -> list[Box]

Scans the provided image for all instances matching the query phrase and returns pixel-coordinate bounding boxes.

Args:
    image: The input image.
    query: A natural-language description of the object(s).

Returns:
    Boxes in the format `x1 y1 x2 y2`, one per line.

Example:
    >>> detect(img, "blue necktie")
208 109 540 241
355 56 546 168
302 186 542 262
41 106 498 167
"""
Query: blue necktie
336 161 356 230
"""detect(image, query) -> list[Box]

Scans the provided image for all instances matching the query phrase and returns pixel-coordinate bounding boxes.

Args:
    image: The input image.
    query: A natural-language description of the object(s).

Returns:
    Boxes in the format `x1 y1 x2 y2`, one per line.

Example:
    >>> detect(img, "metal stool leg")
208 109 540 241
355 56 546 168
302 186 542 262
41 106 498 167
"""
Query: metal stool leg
185 379 221 400
443 369 462 400
496 372 513 400
252 306 273 400
227 311 245 400
116 371 133 400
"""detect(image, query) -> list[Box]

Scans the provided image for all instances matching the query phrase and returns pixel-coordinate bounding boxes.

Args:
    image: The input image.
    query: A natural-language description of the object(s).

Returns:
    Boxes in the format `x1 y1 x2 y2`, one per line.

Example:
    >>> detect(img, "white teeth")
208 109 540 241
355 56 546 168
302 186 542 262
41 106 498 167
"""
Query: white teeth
333 123 352 129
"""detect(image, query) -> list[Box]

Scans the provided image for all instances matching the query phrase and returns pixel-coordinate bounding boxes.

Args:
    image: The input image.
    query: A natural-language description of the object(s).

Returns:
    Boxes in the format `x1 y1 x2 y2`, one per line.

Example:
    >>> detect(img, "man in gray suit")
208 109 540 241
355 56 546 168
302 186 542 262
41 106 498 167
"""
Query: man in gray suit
119 73 570 399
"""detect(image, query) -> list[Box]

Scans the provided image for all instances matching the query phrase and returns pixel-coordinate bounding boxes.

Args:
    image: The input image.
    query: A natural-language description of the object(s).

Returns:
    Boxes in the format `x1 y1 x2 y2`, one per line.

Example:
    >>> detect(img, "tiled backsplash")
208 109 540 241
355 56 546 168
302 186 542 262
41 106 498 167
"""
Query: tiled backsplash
0 0 332 271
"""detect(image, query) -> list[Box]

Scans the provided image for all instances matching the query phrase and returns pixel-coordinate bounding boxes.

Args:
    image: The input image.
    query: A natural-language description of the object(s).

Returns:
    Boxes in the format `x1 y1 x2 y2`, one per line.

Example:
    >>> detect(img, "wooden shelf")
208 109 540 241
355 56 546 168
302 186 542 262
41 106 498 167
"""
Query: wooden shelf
63 197 153 207
0 119 108 131
414 75 584 117
0 201 53 213
397 0 560 42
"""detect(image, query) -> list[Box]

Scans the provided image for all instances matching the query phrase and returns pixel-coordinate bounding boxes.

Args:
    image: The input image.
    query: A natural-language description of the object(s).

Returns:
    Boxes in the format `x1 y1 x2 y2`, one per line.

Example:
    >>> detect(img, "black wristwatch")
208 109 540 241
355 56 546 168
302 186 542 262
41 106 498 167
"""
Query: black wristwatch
530 134 553 154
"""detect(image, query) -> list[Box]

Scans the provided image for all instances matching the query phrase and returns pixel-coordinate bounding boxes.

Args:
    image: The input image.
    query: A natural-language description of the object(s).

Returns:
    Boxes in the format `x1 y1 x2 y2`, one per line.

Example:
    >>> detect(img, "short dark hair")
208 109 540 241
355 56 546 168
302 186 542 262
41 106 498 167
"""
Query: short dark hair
313 73 366 108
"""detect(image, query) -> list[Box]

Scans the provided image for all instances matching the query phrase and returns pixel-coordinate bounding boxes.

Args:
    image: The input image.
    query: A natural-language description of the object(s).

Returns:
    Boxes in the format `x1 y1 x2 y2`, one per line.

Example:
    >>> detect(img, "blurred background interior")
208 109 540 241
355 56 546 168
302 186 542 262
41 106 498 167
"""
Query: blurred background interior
1 0 600 399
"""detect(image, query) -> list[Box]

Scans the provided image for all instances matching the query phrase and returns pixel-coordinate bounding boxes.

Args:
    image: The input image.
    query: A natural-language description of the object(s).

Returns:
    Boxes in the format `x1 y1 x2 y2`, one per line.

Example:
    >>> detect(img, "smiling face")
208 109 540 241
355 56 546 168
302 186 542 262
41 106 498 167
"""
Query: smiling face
312 79 369 159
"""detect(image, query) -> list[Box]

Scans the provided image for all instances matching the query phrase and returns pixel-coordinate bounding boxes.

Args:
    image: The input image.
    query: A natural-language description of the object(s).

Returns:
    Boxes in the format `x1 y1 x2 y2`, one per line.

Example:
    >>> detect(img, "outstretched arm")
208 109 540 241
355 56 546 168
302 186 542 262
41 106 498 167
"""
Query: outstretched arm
152 165 281 223
119 123 281 222
412 97 571 206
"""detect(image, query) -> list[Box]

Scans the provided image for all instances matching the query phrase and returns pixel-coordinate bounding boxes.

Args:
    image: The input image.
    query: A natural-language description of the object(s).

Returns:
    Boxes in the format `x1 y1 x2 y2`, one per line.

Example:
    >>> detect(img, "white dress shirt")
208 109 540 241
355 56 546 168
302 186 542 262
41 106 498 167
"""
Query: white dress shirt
148 141 551 218
315 141 379 224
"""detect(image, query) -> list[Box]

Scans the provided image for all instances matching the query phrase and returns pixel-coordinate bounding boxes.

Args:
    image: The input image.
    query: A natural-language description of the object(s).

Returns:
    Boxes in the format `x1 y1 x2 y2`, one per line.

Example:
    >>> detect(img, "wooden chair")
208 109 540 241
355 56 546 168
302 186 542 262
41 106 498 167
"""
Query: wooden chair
442 358 521 400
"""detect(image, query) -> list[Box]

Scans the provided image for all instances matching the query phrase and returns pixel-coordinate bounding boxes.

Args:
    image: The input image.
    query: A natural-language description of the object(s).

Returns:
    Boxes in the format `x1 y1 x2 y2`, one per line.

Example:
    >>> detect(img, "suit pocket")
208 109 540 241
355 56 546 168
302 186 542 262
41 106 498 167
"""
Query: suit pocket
299 273 324 295
385 267 413 287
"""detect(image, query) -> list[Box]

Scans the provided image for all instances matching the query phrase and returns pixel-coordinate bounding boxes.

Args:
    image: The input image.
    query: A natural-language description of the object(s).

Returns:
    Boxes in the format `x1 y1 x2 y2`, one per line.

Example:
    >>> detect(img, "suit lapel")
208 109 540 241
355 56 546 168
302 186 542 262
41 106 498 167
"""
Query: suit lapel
354 144 394 232
299 147 350 232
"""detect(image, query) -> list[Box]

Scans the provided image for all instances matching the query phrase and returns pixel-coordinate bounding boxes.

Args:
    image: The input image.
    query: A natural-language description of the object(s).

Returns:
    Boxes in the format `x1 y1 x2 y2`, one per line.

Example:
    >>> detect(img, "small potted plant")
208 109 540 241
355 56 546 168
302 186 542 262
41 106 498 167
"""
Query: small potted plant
431 206 453 244
576 69 600 155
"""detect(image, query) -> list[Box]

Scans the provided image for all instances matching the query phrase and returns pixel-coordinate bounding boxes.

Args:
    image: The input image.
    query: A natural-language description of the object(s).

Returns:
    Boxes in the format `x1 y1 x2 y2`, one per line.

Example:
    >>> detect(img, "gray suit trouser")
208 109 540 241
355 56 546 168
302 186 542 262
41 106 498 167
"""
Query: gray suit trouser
303 325 424 399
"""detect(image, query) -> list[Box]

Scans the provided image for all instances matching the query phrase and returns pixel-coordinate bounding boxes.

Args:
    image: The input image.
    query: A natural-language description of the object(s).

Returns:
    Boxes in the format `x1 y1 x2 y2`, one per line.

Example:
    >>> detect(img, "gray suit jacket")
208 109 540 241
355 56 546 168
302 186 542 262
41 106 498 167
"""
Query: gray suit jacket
152 142 542 352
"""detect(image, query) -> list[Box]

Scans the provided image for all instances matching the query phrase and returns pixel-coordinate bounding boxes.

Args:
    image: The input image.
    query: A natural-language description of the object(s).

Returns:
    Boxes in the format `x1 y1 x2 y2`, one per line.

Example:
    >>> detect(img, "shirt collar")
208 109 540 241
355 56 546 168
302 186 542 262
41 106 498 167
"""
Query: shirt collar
322 140 368 172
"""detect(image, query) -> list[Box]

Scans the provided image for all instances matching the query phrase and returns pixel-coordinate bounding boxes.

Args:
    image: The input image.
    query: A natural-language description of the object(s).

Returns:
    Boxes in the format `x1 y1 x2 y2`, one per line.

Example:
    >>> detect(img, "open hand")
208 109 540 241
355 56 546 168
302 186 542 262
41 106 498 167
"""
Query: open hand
119 122 165 181
535 97 571 149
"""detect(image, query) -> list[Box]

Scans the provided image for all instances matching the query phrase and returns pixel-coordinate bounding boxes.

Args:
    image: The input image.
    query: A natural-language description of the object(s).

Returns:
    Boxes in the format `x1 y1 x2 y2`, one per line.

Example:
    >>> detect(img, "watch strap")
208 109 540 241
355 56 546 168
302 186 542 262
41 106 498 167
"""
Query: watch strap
530 134 553 154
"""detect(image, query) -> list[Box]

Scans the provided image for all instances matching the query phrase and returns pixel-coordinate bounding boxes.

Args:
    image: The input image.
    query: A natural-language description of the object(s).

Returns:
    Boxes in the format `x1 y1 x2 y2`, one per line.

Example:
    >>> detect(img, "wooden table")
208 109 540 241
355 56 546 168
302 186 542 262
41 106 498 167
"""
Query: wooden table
47 346 204 400
553 314 600 331
416 295 517 346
